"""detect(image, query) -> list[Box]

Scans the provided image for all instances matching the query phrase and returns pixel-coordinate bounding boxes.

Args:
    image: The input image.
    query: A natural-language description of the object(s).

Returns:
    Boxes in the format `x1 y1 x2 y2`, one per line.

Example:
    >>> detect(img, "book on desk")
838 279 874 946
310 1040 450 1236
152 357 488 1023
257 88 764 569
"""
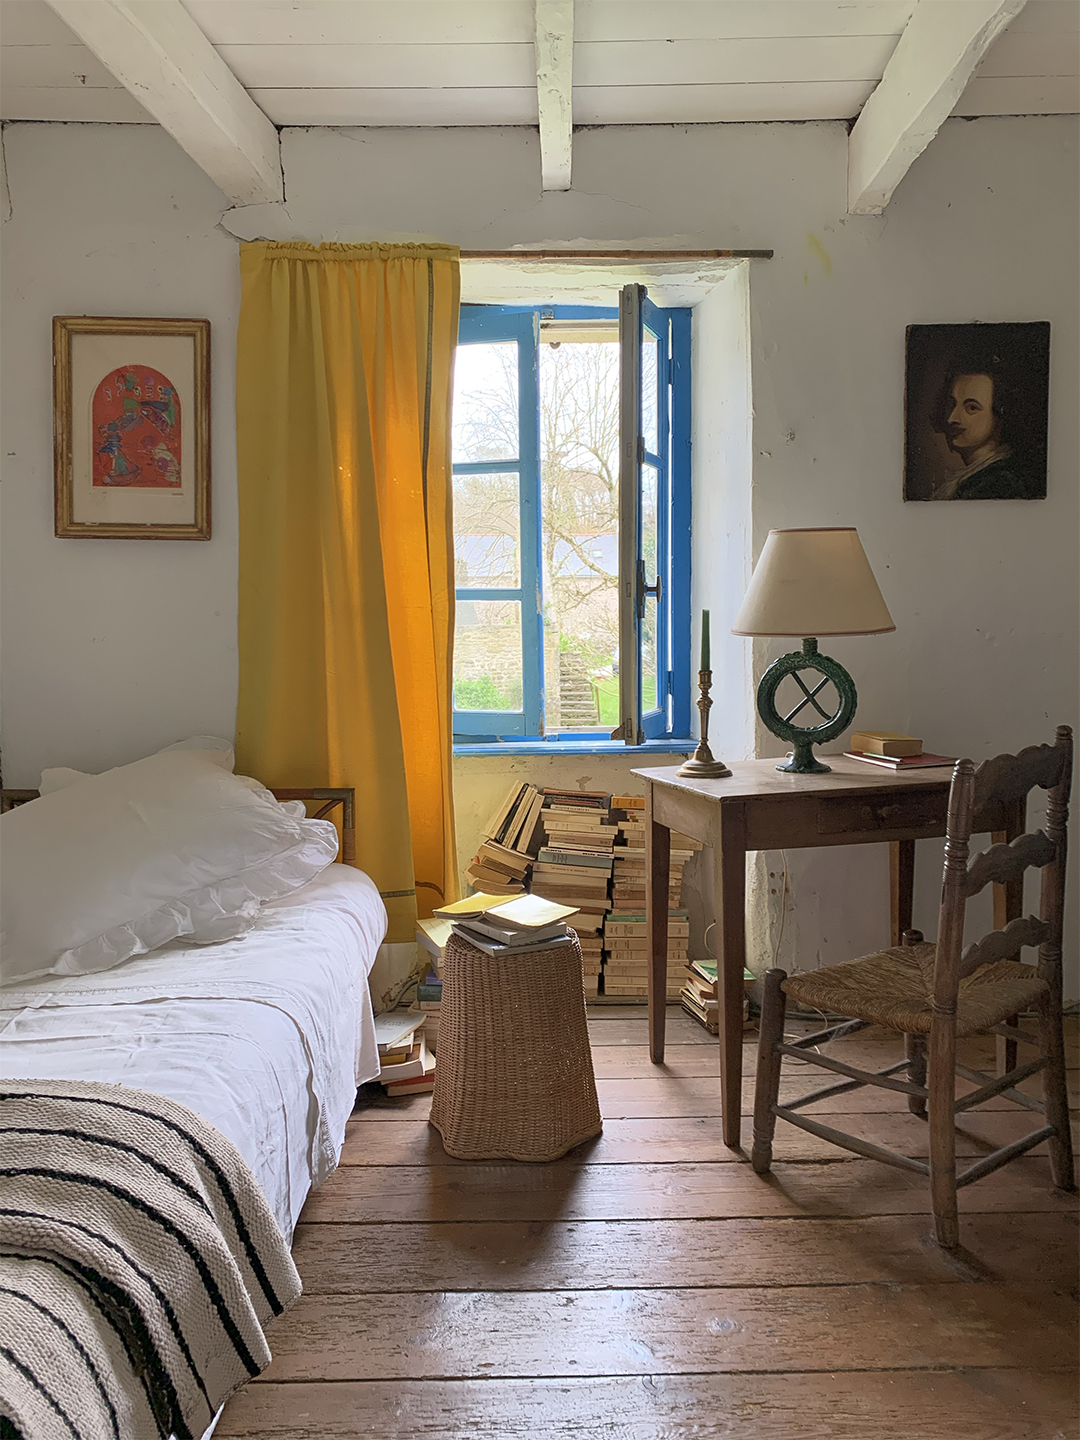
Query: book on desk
846 731 955 771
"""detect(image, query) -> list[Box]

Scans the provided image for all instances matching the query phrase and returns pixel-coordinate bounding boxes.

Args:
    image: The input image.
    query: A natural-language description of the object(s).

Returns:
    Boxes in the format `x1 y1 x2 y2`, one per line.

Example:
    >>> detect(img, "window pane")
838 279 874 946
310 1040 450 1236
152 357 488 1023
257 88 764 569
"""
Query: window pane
453 471 520 586
539 338 620 730
642 328 659 455
453 343 519 463
641 460 659 712
641 597 658 713
454 599 522 713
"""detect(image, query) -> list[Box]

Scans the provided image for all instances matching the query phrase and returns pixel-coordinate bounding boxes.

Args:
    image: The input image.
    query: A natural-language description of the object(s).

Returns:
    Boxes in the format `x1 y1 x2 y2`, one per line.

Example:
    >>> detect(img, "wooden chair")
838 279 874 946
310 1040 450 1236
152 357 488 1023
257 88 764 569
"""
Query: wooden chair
752 725 1076 1248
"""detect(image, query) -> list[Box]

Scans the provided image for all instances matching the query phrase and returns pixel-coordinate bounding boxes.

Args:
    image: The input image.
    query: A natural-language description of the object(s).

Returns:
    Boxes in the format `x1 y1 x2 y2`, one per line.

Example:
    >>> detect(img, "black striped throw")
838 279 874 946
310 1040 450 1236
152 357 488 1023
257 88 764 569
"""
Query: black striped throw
0 1080 301 1439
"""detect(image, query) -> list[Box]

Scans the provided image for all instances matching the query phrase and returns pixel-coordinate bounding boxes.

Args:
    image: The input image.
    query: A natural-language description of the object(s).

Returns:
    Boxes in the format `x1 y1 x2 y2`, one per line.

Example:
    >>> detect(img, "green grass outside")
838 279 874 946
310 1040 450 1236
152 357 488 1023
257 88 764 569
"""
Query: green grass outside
454 675 523 712
455 672 657 726
593 675 657 726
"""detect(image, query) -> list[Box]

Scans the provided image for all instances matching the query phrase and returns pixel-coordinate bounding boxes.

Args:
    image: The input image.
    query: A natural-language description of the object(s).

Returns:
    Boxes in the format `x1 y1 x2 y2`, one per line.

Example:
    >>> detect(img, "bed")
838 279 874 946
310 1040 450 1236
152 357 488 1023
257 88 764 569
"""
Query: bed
0 757 389 1437
0 860 386 1241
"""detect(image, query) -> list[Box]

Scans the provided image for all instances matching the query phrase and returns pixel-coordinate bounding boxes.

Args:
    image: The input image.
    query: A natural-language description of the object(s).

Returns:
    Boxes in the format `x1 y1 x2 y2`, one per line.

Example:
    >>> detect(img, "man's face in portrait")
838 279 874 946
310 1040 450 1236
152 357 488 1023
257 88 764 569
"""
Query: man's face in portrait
945 372 999 460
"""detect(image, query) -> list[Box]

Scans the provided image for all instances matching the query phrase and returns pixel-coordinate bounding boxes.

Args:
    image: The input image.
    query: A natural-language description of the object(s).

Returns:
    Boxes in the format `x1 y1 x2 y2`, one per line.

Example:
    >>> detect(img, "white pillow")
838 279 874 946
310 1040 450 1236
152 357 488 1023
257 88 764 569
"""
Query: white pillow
1 749 339 986
39 736 235 795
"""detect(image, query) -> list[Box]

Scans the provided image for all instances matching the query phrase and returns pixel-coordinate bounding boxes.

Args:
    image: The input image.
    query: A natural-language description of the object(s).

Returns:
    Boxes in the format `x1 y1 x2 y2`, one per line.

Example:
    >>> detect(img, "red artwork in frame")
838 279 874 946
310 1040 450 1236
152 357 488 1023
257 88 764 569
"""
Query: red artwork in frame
54 315 210 539
92 365 182 488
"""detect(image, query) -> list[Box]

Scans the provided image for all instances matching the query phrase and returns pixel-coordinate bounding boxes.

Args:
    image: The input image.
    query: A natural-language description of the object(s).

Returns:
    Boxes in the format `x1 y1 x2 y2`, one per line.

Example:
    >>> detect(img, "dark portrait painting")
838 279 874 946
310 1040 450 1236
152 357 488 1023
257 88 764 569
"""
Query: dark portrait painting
904 322 1050 502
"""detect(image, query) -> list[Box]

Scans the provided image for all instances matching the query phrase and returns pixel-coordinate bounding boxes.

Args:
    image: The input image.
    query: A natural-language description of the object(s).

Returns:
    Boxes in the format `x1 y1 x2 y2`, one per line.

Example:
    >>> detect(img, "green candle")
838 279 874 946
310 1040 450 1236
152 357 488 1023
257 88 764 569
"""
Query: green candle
701 610 710 672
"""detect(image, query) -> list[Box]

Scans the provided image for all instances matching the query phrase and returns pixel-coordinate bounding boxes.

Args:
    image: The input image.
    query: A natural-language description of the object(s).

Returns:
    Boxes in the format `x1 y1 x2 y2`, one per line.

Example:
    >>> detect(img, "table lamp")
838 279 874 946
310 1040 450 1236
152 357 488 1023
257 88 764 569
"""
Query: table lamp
731 527 894 774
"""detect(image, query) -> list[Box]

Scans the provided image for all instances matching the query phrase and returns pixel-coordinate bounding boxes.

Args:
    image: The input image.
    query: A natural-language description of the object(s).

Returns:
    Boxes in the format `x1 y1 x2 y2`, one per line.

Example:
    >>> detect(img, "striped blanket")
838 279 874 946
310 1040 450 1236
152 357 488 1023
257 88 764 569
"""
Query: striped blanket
0 1080 301 1440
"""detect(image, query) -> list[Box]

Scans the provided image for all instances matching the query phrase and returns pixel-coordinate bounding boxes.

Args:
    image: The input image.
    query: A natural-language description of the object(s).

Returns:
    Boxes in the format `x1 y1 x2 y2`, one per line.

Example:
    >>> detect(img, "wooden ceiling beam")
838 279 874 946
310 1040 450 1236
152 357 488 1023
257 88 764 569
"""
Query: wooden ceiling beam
535 0 574 191
43 0 283 205
848 0 1027 215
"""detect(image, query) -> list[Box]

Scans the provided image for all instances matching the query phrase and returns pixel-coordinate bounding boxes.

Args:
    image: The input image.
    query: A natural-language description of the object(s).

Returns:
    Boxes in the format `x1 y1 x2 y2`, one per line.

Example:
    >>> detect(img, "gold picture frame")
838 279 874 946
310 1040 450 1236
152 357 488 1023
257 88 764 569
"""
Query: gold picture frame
54 315 211 539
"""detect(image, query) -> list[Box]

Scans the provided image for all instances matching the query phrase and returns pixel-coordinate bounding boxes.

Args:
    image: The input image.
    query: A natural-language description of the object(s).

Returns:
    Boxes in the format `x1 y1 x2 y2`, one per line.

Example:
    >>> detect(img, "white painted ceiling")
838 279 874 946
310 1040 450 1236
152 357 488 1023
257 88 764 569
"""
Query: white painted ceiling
1 0 1077 128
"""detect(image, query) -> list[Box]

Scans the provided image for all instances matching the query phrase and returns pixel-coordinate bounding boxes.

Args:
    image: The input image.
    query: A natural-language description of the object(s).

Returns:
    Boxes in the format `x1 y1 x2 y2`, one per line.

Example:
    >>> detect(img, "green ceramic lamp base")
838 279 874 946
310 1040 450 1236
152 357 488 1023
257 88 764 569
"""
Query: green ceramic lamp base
775 741 833 774
756 638 858 775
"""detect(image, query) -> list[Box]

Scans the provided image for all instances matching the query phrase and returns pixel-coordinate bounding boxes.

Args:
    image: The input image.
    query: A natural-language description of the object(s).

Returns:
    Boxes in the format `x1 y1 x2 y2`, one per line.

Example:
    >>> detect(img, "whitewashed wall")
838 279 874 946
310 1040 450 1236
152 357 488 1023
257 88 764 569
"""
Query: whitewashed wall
1 124 242 777
2 115 1076 993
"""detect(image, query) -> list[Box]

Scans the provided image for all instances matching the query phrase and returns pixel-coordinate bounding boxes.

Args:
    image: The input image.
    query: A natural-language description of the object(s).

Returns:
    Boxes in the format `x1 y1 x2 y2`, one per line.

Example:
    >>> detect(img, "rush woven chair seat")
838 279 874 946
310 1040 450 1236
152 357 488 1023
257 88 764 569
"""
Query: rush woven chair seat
782 943 1050 1038
429 929 602 1162
752 725 1076 1249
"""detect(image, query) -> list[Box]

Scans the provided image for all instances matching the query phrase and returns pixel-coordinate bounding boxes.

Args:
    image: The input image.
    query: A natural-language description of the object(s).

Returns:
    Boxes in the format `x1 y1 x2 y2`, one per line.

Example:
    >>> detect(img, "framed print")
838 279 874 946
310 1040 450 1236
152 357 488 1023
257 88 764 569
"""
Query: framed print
904 321 1049 502
53 316 211 538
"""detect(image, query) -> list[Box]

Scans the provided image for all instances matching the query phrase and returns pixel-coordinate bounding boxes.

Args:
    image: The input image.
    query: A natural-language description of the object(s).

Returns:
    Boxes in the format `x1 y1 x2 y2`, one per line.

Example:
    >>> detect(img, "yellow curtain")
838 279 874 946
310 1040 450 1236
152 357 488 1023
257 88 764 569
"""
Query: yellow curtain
235 241 460 943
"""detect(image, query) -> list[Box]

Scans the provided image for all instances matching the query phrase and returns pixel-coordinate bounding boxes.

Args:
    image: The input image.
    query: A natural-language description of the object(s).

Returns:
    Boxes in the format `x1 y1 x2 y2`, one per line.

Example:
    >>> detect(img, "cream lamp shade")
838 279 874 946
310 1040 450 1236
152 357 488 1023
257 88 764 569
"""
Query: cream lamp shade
731 527 894 638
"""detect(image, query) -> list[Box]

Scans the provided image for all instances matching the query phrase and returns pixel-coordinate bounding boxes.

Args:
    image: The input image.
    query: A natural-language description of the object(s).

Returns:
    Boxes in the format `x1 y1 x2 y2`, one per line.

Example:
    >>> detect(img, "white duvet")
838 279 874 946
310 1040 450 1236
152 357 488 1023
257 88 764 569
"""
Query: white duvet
0 864 386 1240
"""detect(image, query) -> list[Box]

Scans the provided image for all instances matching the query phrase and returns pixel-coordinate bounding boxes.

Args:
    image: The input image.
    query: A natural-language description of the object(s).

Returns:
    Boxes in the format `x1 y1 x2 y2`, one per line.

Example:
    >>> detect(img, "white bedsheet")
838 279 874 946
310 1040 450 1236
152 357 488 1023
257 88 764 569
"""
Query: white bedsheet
0 864 386 1240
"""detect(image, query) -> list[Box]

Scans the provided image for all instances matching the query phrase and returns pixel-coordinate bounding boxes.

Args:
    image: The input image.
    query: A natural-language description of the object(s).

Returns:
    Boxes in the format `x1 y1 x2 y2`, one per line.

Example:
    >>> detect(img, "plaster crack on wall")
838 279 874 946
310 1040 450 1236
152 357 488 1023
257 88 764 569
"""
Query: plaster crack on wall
218 201 296 241
1 126 12 224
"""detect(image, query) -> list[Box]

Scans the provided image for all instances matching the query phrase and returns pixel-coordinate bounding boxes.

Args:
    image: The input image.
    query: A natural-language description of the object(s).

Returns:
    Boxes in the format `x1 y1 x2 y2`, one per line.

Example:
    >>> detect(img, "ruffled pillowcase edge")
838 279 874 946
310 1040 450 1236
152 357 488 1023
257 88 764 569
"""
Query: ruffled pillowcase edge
40 815 341 982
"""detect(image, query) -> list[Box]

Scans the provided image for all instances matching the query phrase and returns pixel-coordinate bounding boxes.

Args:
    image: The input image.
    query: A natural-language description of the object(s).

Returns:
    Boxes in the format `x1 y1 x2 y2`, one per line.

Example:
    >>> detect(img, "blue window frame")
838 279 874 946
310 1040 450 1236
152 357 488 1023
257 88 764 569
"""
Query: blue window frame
451 307 542 739
452 299 691 747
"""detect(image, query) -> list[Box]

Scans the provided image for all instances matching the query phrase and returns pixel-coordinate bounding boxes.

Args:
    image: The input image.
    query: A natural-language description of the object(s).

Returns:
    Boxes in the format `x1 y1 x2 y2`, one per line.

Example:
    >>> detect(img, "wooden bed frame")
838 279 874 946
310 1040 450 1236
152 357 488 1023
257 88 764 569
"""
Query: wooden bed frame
1 787 356 865
269 788 355 864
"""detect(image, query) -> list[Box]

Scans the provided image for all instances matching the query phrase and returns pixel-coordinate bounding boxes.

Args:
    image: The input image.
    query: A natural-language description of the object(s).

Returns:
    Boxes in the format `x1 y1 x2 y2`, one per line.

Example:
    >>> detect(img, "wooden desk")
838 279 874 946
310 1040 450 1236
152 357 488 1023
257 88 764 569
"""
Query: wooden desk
633 757 1024 1150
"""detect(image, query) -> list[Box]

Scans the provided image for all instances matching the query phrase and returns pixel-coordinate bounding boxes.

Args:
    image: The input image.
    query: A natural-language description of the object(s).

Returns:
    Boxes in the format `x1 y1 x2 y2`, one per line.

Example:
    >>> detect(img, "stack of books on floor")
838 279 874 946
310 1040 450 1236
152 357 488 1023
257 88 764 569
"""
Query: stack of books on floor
374 1010 436 1096
602 909 690 998
434 891 579 957
608 796 703 911
601 795 702 1000
844 731 955 770
680 958 756 1034
610 793 645 845
464 781 545 894
409 923 446 1051
529 788 614 997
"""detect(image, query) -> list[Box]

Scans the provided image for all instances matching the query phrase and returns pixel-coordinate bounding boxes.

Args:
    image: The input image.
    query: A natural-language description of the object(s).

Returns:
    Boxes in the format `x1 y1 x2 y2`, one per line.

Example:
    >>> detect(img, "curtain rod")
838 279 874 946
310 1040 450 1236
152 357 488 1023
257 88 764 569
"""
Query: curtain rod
458 248 773 261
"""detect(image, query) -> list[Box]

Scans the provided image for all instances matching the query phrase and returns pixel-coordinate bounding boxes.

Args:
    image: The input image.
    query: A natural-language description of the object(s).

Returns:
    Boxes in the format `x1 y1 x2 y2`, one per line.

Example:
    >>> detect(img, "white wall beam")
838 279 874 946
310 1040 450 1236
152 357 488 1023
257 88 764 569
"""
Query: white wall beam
535 0 574 191
848 0 1026 215
44 0 283 206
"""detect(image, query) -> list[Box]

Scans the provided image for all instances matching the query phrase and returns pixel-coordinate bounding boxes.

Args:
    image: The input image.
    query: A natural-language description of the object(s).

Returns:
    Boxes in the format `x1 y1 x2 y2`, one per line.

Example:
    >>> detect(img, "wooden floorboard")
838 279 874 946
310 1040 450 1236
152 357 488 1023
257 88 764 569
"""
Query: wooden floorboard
255 1282 1076 1380
219 1371 1080 1440
351 1075 1073 1123
218 1008 1079 1439
339 1110 1077 1167
351 1037 1079 1123
299 1157 1074 1224
290 1212 1079 1293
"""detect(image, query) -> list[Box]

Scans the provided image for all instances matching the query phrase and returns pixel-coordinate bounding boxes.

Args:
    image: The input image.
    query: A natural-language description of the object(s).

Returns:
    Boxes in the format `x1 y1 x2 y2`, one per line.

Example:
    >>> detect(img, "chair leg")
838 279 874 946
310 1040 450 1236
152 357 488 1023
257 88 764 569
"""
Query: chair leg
928 1019 959 1249
905 1033 927 1118
996 1015 1020 1078
1038 989 1077 1192
752 968 787 1175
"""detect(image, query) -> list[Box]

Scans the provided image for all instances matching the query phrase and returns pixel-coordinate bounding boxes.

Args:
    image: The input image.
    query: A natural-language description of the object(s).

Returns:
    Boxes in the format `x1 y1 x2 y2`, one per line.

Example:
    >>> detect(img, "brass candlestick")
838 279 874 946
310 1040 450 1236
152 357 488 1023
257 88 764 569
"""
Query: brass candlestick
677 669 732 779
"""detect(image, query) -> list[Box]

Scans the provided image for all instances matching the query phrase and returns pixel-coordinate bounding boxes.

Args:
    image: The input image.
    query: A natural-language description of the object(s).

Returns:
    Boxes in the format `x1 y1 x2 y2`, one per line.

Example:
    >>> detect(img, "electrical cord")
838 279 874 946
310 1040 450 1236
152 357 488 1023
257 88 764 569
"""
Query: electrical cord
706 852 832 1059
771 850 789 970
768 850 832 1061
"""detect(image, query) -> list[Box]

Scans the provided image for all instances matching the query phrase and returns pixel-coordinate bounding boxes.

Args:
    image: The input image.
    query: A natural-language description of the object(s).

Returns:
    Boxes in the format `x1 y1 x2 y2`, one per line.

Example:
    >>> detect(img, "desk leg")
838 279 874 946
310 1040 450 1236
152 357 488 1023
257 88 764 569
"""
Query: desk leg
715 802 748 1150
890 840 915 947
994 797 1027 1076
646 789 671 1065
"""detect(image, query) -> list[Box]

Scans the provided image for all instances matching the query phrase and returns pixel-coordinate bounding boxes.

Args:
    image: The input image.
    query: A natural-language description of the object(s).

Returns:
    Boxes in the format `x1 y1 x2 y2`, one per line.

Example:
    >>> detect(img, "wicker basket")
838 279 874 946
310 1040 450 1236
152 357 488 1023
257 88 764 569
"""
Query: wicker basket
429 930 602 1161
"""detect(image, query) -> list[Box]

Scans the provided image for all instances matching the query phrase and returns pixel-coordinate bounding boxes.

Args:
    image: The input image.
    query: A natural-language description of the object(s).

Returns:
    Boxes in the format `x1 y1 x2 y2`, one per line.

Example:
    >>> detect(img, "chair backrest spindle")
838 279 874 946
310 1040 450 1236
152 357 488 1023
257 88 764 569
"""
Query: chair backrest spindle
932 759 976 1022
1038 726 1073 985
931 727 1072 1028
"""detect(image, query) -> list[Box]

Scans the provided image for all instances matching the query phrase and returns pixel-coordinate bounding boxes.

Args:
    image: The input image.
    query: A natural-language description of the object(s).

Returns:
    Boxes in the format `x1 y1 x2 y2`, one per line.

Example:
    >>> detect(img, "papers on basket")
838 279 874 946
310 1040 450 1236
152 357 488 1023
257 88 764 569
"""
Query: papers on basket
434 892 579 927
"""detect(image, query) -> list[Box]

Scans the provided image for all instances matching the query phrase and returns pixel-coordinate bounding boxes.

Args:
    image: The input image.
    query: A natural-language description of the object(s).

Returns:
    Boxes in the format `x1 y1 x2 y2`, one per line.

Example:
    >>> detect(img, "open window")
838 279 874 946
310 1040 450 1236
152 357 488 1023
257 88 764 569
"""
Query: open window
452 290 690 747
